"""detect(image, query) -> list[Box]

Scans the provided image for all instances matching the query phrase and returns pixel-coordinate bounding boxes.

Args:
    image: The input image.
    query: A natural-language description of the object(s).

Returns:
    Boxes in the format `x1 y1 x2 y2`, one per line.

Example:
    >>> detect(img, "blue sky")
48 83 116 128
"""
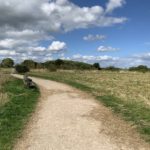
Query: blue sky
0 0 150 67
54 0 150 67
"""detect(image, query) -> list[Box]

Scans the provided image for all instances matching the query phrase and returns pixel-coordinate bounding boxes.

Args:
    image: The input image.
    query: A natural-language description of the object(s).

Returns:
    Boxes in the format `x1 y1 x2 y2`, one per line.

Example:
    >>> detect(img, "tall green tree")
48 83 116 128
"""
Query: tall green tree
21 60 37 69
1 58 14 68
93 63 101 70
55 59 64 67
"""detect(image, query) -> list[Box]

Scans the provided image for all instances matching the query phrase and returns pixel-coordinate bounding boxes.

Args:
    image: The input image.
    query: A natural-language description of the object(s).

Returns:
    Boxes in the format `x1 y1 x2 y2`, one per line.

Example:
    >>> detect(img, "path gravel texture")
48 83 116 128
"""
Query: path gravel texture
12 74 150 150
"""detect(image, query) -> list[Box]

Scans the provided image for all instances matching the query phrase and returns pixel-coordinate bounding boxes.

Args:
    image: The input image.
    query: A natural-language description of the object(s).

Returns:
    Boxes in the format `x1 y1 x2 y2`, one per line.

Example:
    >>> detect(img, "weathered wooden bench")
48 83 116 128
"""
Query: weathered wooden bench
23 74 36 88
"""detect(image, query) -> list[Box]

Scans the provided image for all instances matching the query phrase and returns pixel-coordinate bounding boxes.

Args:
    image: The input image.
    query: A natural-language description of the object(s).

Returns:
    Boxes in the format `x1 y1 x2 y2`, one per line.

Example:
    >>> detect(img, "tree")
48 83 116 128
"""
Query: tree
21 60 37 69
15 65 29 73
93 63 101 70
137 65 149 72
1 58 14 68
129 65 149 73
55 59 64 67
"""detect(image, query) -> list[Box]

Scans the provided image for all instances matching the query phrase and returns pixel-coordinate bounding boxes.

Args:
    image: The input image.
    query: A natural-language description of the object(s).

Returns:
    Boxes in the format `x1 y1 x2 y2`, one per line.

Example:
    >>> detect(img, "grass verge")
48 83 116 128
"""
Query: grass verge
98 95 150 142
0 78 40 150
29 72 150 143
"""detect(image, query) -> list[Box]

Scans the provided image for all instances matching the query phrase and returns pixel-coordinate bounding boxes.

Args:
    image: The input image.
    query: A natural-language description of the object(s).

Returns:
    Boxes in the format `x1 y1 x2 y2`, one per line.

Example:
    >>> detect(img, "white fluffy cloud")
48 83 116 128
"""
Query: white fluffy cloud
0 0 127 62
134 52 150 61
73 54 118 62
0 0 127 32
4 30 54 41
0 50 17 56
97 46 119 52
83 34 106 41
0 39 29 49
106 0 125 13
0 40 67 62
48 41 66 52
27 46 46 52
72 52 150 68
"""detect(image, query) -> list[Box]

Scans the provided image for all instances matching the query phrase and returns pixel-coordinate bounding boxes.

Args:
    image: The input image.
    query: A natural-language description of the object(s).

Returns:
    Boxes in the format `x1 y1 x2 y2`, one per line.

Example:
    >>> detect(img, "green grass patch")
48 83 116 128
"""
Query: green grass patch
98 95 150 142
0 79 40 150
29 72 150 143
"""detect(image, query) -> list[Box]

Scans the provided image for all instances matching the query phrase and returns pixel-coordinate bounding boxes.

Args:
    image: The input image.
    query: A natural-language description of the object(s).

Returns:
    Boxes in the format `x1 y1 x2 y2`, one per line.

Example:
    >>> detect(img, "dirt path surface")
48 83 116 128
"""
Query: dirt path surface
12 74 149 150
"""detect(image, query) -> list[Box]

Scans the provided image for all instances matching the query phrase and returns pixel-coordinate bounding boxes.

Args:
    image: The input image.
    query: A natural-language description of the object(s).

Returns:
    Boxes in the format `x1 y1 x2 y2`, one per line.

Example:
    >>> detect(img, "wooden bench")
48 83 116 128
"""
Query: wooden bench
23 74 36 88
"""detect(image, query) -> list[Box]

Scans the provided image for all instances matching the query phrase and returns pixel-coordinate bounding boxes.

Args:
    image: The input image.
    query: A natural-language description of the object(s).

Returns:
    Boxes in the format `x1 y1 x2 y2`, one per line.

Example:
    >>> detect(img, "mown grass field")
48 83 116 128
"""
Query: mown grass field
30 70 150 142
0 71 39 150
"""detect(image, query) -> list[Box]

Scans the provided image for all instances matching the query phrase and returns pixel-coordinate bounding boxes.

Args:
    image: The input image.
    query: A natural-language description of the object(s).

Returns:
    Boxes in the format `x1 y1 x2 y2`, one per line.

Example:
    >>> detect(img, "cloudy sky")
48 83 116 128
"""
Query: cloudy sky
0 0 150 68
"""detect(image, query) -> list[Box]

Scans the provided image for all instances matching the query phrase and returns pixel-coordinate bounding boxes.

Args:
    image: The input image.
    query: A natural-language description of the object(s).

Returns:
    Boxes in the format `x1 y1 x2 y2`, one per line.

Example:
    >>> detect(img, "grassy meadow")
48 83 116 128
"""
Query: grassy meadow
30 69 150 142
0 71 39 150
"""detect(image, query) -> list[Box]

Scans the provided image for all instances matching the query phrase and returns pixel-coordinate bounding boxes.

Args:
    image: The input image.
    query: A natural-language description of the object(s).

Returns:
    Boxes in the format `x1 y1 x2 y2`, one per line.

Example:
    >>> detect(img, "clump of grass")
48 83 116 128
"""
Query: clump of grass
98 95 150 142
0 79 39 150
0 93 9 106
0 73 11 107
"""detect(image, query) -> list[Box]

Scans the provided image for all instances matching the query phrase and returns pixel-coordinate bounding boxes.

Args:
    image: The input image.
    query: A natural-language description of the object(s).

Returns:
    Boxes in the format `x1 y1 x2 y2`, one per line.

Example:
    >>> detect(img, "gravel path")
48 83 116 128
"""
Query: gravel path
13 74 149 150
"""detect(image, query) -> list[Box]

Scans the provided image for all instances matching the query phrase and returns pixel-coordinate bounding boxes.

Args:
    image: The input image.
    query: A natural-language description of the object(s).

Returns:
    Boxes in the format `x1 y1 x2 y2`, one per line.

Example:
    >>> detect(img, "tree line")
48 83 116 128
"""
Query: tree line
0 58 98 72
0 58 150 73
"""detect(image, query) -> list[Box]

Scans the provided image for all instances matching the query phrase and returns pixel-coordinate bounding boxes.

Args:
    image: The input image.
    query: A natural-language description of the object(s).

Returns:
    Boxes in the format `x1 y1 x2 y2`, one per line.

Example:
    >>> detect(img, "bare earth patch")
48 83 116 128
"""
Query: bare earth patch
13 75 150 150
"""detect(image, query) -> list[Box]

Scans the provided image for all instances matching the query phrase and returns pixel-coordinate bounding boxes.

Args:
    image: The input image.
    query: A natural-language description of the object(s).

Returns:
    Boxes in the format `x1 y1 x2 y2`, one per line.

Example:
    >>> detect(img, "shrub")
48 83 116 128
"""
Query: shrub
55 59 64 67
105 66 120 71
21 59 37 69
129 65 149 73
93 63 101 70
15 65 29 73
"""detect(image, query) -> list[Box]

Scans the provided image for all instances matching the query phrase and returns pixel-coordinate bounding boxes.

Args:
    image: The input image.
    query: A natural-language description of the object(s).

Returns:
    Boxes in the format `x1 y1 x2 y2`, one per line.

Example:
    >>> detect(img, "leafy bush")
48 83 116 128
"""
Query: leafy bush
55 59 64 67
21 59 37 69
15 65 29 73
129 65 149 73
105 66 120 71
93 63 101 70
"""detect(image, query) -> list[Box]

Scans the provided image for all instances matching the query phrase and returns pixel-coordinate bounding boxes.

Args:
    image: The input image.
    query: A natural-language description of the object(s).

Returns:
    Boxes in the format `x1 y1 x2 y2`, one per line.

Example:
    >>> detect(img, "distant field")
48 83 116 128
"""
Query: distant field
30 70 150 142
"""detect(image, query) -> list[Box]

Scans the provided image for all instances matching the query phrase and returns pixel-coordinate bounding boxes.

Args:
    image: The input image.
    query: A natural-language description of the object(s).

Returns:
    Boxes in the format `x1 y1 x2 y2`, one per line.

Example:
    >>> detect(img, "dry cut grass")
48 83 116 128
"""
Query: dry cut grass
67 71 150 105
31 70 150 105
0 72 11 106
